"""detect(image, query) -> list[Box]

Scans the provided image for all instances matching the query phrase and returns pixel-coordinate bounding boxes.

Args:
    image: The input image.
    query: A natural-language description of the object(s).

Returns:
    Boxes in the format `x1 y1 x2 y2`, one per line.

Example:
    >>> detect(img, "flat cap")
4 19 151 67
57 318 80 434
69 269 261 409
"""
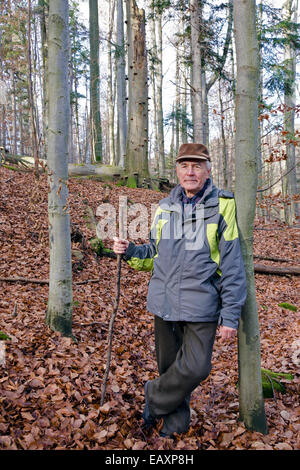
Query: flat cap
176 143 210 163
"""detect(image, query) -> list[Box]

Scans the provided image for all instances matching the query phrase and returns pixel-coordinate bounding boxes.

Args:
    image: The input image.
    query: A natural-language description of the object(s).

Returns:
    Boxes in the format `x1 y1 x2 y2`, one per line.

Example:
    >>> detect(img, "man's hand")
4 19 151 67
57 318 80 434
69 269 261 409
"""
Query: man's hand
218 325 237 341
113 237 129 254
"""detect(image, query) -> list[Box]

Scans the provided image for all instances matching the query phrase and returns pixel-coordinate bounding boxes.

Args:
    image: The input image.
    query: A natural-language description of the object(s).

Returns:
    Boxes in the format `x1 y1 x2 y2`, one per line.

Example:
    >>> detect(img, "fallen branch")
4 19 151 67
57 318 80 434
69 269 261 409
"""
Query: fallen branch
73 321 108 328
2 259 300 287
254 227 299 231
0 276 49 284
0 276 103 285
254 255 295 263
254 263 300 276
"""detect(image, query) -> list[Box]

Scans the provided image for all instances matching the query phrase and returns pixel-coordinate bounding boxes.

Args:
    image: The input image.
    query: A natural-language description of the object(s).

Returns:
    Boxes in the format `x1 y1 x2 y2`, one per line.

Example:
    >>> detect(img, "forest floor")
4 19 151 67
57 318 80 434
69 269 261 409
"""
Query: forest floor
0 167 299 451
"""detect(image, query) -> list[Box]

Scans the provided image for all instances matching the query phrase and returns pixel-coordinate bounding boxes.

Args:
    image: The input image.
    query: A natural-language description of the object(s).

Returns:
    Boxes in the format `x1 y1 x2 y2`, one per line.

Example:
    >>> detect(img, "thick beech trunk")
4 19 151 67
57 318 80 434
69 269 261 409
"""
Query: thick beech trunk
46 0 73 337
125 0 149 177
233 0 268 434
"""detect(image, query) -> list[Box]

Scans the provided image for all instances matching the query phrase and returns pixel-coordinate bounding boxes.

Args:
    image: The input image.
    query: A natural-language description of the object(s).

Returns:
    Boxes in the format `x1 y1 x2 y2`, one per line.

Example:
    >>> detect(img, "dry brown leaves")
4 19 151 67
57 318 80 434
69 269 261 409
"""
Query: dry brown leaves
0 167 299 450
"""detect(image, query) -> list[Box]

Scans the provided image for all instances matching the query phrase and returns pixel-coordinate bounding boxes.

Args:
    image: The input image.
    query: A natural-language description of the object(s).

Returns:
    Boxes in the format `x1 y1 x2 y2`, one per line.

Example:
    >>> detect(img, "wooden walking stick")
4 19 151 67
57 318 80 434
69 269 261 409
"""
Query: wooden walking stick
100 198 126 406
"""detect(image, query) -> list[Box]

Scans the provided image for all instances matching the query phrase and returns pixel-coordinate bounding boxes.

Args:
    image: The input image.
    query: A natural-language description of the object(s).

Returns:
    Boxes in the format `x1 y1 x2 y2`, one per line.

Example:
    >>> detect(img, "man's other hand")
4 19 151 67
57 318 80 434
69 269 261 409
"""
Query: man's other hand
113 237 129 254
218 325 237 341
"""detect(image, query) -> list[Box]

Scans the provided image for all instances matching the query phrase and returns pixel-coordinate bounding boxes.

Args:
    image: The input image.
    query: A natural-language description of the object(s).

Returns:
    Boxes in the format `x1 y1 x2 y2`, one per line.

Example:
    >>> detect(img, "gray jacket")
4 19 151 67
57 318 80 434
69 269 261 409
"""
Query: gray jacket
124 179 247 329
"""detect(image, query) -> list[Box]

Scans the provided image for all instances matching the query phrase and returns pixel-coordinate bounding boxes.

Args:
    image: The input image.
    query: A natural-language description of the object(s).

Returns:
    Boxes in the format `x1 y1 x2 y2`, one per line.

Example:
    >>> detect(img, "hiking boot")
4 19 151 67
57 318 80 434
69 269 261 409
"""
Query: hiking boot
142 381 156 428
159 431 175 439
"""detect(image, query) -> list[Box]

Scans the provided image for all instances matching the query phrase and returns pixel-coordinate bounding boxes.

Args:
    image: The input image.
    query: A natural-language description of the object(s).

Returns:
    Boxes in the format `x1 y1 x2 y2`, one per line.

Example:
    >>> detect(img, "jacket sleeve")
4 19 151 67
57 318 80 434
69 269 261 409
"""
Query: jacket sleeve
218 197 247 329
122 205 166 272
122 237 157 272
123 209 161 271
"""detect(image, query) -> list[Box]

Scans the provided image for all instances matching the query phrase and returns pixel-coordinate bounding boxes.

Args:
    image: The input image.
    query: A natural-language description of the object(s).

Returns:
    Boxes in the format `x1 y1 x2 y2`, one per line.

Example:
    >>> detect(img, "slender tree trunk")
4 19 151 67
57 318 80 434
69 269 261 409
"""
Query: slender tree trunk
256 0 265 219
27 0 40 176
181 62 188 144
283 0 298 225
73 61 82 163
175 45 181 153
89 0 102 162
11 70 17 156
108 0 116 165
149 5 158 174
156 11 165 176
190 0 206 143
170 102 175 180
46 0 73 338
218 79 228 189
38 0 48 159
33 13 42 151
125 0 149 177
116 0 127 167
233 0 268 434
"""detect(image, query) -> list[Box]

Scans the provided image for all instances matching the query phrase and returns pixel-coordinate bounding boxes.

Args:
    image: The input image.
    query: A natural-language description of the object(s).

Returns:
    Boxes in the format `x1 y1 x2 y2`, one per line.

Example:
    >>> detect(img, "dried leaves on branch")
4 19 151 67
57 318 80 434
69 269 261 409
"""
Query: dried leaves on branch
0 167 299 450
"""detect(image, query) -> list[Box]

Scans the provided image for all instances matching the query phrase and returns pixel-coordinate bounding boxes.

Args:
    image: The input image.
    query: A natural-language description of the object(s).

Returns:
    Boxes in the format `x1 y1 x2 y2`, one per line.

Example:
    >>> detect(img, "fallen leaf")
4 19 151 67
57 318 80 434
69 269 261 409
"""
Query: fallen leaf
275 442 293 450
132 440 146 450
93 430 108 444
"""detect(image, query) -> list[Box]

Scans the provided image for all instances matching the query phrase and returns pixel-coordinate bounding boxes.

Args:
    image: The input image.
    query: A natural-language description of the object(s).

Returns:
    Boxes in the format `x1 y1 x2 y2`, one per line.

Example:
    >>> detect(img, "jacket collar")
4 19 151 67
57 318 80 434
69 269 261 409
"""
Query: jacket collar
166 178 217 204
159 178 219 216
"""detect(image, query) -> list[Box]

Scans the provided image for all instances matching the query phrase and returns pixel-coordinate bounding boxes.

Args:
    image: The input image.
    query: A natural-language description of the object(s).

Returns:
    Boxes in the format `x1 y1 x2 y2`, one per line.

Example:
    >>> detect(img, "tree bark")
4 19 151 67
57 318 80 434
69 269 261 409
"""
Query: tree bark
149 8 159 173
46 0 73 338
27 0 40 178
108 0 116 166
156 9 165 176
125 0 149 178
11 70 17 156
233 0 268 434
190 0 206 144
38 0 48 159
116 0 127 167
283 0 299 225
175 45 181 154
89 0 102 162
218 79 228 189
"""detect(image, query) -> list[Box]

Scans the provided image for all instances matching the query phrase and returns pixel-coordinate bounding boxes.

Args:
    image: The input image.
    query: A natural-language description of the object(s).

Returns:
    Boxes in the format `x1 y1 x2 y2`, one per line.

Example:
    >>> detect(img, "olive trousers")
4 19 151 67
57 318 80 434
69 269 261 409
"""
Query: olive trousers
147 315 218 435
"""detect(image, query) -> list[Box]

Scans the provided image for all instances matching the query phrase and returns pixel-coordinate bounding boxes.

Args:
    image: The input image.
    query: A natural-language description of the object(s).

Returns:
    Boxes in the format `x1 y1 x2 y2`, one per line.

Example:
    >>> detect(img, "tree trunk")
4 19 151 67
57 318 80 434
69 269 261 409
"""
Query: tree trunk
233 0 268 434
73 51 82 163
27 0 40 177
283 0 299 225
175 46 181 154
116 0 127 167
149 4 158 173
69 44 75 163
156 10 165 176
89 0 102 162
218 79 228 189
11 70 17 156
108 0 116 166
181 58 188 144
125 0 149 177
190 0 206 144
38 0 48 159
46 0 73 338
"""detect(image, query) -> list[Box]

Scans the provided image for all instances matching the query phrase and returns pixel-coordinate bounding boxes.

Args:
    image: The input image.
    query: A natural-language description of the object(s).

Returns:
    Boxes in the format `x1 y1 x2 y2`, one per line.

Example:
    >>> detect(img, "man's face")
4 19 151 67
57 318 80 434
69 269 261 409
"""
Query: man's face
176 159 211 196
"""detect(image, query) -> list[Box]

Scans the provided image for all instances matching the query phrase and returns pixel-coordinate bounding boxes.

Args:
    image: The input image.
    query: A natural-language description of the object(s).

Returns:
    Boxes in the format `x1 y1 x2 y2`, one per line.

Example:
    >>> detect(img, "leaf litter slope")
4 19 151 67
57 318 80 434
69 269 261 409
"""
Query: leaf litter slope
0 167 299 450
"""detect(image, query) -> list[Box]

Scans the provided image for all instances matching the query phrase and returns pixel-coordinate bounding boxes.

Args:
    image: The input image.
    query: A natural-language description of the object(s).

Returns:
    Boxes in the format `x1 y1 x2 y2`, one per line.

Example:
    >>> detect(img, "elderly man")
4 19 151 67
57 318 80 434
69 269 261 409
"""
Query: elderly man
113 143 247 438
